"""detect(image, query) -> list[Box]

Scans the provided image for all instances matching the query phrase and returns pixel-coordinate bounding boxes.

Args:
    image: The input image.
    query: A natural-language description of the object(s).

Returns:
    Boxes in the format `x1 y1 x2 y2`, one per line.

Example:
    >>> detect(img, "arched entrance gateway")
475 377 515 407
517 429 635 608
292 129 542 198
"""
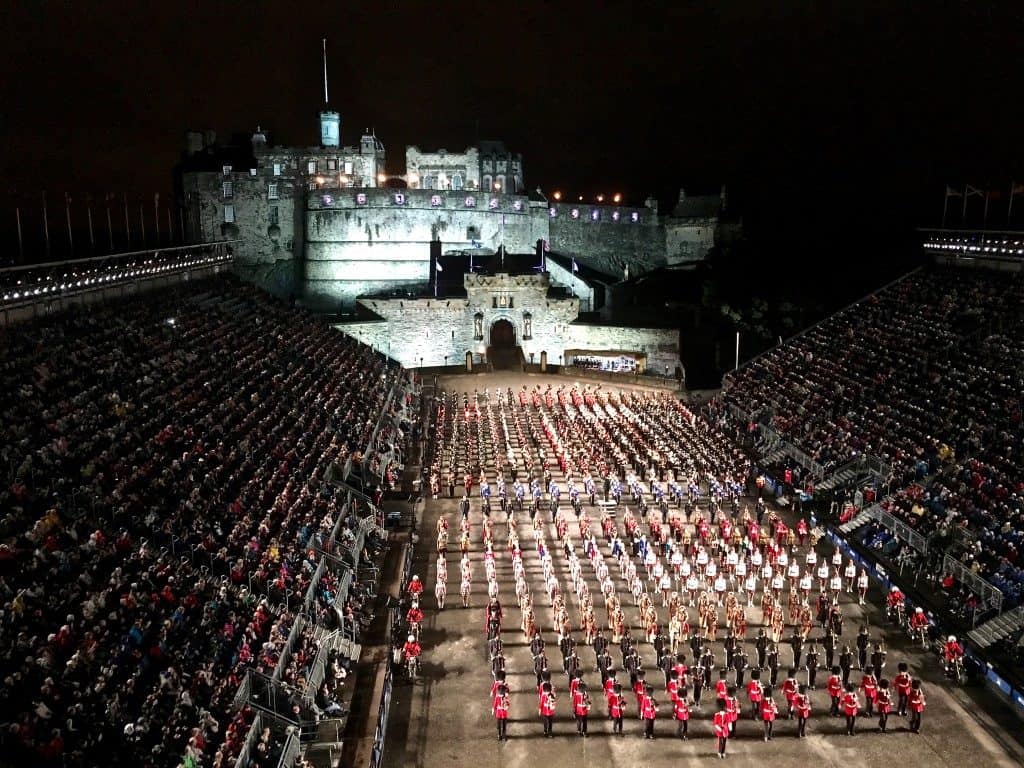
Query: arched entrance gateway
490 318 516 348
487 318 520 369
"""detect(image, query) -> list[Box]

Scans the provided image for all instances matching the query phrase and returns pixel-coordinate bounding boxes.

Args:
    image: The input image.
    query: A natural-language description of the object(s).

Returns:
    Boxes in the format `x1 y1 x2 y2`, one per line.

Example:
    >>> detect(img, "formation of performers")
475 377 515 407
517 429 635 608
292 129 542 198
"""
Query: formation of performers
426 384 939 751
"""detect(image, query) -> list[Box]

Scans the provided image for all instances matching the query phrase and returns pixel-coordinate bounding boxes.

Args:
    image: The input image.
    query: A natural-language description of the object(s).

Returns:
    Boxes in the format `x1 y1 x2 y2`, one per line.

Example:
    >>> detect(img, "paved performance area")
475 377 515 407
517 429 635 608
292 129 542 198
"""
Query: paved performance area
384 374 1024 768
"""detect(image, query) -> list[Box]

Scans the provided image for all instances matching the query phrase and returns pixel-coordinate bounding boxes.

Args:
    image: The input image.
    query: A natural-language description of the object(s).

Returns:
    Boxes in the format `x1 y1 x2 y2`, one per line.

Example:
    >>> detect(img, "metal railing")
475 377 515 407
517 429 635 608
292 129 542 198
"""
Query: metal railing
943 554 1004 615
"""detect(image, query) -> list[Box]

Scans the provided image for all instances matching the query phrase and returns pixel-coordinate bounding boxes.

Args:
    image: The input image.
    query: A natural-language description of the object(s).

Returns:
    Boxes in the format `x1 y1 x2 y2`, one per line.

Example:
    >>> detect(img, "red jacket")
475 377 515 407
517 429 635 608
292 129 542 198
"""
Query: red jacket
861 674 877 699
493 694 510 720
747 679 763 703
573 691 591 717
761 698 778 722
908 689 926 713
609 693 625 718
875 689 892 714
782 678 798 702
841 691 860 717
674 697 690 721
540 691 557 716
715 679 728 699
641 695 657 719
894 672 912 696
713 710 730 737
827 674 843 698
794 693 811 719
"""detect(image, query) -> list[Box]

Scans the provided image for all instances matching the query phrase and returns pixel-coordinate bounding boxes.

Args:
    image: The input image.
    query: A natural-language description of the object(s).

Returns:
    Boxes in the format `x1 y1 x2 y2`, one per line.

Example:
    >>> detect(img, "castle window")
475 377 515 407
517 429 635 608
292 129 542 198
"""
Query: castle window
222 164 232 175
268 183 279 200
467 225 481 241
344 161 353 175
223 204 235 223
523 312 532 340
495 174 506 192
273 163 282 176
452 173 463 190
249 168 257 177
327 159 337 171
269 206 279 225
474 312 484 340
222 181 233 199
307 160 317 174
482 175 492 192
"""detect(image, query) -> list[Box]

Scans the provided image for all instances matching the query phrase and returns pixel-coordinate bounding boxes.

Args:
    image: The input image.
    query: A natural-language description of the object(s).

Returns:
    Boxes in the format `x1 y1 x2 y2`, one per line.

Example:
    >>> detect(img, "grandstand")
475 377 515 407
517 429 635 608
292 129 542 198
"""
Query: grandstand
0 260 416 768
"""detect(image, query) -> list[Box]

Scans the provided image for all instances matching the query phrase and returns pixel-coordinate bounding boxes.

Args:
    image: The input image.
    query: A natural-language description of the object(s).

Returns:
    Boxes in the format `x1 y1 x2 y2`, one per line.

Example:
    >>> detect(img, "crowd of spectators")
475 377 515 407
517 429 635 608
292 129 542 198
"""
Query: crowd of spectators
721 266 1023 609
0 275 400 767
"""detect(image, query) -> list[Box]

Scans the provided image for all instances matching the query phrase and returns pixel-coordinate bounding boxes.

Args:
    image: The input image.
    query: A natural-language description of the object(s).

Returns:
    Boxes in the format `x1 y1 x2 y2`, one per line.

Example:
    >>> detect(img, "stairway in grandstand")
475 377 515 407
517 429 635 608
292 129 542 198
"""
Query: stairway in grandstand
837 503 879 535
968 606 1024 650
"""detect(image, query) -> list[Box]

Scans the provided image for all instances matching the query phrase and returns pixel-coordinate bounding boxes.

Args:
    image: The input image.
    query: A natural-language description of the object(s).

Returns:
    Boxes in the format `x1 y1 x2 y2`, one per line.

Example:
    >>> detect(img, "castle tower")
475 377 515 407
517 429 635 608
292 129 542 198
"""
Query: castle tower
319 39 340 147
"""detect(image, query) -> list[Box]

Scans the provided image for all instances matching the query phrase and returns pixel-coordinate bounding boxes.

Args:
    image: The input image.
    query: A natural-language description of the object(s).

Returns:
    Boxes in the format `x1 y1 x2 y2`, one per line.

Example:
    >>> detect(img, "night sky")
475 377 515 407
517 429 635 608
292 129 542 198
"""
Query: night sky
2 1 1022 262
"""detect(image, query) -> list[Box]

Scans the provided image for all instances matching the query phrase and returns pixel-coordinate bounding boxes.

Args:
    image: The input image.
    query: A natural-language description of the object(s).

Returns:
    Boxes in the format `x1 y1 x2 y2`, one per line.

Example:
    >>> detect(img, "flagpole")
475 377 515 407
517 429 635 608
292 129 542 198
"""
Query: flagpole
106 194 114 251
42 191 51 258
124 192 131 248
983 189 990 230
1010 182 1016 224
86 195 95 253
166 206 173 244
65 192 74 255
15 204 24 262
154 193 161 244
139 199 146 246
942 189 948 228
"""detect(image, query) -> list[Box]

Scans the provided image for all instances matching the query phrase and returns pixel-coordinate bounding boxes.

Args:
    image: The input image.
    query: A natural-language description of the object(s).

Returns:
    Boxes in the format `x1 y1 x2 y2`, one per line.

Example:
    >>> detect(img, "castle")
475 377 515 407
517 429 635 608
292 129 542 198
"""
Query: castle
176 103 727 374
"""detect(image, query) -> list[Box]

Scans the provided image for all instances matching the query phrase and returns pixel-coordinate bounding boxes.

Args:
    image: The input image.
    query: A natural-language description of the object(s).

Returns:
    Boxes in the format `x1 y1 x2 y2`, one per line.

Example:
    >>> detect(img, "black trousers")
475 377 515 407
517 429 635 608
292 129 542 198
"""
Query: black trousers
496 718 507 739
797 716 808 737
644 717 655 738
878 712 888 732
613 715 623 733
910 710 921 732
576 714 588 734
897 693 908 715
763 720 773 739
543 715 553 735
846 714 856 735
718 735 728 755
677 719 688 737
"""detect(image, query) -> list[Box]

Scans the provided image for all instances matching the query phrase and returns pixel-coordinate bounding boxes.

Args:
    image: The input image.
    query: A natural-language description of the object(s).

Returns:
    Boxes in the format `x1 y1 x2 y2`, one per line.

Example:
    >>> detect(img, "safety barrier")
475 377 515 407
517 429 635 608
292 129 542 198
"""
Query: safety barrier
869 505 930 554
232 712 264 768
943 554 1004 614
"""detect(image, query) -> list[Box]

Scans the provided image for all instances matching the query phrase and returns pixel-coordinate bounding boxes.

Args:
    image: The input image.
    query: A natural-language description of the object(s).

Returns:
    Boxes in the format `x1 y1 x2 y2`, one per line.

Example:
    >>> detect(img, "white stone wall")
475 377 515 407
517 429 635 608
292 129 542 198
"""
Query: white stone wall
333 272 678 372
545 257 595 312
666 219 716 264
303 190 550 309
405 146 480 190
566 324 682 376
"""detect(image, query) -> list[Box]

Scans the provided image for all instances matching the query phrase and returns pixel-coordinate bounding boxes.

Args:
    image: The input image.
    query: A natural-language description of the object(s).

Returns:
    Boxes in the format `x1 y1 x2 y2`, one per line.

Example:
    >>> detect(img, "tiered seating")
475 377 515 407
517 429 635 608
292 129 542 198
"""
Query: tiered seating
721 267 1024 609
0 276 398 767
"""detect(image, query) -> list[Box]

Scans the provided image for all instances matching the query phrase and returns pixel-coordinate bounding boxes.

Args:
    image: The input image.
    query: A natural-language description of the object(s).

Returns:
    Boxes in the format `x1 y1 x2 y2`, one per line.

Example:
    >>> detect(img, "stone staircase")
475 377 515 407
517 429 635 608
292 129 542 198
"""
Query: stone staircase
968 606 1024 650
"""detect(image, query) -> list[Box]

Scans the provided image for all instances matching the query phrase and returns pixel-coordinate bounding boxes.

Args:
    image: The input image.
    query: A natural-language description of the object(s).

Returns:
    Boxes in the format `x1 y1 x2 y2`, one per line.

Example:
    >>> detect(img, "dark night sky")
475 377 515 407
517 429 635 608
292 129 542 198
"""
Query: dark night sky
2 1 1023 259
